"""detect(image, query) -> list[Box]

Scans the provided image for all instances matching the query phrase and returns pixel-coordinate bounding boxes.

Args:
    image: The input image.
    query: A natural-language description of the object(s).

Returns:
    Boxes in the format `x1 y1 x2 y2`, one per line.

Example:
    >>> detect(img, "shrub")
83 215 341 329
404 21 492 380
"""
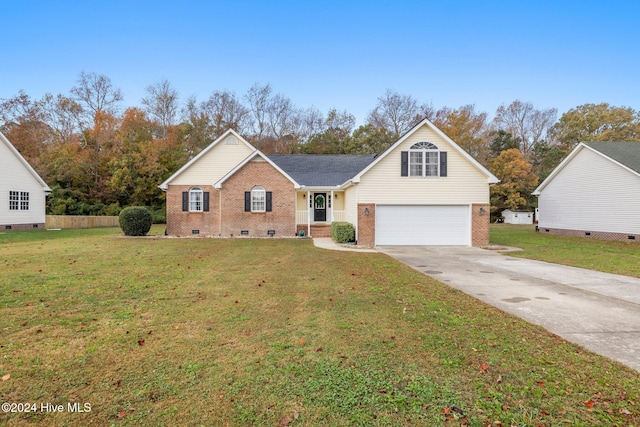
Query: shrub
119 206 153 236
152 207 166 224
331 222 355 243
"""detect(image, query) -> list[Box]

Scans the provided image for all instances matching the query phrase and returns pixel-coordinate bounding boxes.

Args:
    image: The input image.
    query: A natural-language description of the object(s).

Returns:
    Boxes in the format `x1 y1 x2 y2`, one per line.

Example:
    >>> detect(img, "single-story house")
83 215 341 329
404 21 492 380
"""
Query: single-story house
159 118 499 247
533 141 640 241
0 131 51 230
501 209 534 225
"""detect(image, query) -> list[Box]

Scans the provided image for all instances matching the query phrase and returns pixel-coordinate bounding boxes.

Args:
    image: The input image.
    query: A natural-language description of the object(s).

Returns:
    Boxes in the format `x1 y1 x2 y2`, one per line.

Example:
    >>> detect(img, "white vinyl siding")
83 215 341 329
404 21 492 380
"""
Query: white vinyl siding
357 126 489 204
170 140 254 186
538 148 640 234
0 137 47 225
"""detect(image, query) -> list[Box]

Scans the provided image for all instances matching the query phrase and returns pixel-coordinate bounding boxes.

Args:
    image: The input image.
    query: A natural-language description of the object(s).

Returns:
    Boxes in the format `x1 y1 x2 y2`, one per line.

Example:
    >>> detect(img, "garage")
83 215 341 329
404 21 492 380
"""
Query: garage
375 205 470 245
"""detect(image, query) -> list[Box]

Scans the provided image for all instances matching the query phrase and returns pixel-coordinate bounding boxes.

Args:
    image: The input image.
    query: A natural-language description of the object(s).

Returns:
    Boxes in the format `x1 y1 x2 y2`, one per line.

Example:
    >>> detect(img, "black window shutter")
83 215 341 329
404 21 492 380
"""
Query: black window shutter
401 151 408 176
440 151 448 177
244 192 251 212
203 192 210 212
182 192 188 211
266 191 272 212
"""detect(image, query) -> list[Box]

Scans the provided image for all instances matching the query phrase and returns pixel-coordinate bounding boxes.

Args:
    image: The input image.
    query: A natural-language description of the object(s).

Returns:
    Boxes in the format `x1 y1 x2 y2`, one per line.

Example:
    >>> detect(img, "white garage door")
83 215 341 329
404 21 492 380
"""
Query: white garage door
376 205 470 245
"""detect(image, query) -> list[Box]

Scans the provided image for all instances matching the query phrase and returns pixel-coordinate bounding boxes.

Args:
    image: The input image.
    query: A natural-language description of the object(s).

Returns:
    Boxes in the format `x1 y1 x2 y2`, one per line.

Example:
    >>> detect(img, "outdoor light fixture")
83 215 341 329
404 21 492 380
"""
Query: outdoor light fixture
364 207 370 216
480 207 486 215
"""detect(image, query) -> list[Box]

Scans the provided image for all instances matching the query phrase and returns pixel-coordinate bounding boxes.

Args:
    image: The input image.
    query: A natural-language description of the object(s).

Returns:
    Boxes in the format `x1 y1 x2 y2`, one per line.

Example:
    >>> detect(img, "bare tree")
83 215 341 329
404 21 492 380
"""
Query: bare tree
297 106 325 143
367 89 422 136
41 93 83 144
493 100 557 158
141 79 179 140
0 91 52 166
70 71 123 117
266 93 298 141
200 90 252 138
325 108 356 139
245 82 272 139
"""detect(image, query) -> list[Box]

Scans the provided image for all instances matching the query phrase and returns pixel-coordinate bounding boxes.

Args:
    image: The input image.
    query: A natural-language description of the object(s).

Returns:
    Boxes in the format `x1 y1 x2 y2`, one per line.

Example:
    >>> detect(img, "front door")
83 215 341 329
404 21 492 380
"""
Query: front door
313 193 327 222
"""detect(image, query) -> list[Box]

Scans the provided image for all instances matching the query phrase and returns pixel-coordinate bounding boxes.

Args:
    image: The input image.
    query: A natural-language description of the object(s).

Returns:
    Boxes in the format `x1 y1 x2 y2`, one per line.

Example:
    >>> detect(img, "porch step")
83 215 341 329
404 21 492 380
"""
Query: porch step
310 224 332 238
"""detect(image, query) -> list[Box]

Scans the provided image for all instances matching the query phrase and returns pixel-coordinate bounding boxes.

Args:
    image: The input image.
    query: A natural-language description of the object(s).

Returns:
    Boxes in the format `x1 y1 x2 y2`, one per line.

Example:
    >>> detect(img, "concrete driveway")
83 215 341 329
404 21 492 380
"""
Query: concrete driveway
377 245 640 372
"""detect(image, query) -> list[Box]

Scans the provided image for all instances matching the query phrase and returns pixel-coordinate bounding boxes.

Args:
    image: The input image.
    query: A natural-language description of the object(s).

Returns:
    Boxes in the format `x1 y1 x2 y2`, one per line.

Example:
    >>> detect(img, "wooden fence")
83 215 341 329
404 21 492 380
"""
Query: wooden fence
46 215 120 229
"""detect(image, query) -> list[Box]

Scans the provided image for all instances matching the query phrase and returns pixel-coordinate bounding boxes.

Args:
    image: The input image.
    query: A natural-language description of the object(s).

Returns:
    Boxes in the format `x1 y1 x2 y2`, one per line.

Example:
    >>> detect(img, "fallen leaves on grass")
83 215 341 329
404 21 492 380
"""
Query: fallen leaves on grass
2 374 10 381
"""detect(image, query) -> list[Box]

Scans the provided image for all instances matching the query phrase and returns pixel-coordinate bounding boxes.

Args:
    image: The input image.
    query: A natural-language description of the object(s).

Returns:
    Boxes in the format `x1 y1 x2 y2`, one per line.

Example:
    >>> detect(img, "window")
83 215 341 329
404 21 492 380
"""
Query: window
409 142 438 177
9 191 19 210
9 191 29 211
189 187 203 212
401 142 447 177
181 189 209 212
244 188 272 212
251 186 266 212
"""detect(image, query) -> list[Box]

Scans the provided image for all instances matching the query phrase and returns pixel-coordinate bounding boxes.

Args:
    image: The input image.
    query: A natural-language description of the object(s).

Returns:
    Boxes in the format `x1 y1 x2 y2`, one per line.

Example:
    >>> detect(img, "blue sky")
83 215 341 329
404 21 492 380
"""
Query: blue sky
2 1 639 124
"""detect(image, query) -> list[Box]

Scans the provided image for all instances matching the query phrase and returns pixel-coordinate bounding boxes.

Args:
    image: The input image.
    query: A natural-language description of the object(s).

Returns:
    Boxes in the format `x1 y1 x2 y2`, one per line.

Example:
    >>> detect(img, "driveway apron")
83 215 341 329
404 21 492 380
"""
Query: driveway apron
377 246 640 372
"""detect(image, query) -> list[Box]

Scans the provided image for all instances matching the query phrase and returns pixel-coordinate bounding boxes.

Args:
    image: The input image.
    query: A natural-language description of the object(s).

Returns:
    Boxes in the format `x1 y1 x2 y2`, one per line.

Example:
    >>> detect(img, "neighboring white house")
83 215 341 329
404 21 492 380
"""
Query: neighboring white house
532 141 640 242
0 131 51 230
501 209 534 225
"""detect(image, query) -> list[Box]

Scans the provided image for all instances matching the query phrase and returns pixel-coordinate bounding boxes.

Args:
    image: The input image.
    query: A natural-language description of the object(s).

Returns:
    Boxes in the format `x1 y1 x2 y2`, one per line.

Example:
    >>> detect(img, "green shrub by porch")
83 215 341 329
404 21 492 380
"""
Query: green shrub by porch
331 222 355 243
119 206 153 236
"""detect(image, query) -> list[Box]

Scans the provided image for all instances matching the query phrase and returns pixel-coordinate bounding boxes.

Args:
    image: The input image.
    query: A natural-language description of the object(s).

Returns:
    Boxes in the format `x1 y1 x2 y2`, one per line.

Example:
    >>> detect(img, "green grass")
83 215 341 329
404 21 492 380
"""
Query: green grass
1 227 639 426
491 224 640 278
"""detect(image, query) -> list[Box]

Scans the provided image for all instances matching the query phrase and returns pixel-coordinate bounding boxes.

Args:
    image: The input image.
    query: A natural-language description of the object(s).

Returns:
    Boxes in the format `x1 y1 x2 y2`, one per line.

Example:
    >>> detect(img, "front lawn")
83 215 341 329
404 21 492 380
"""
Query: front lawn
491 224 640 278
1 228 639 426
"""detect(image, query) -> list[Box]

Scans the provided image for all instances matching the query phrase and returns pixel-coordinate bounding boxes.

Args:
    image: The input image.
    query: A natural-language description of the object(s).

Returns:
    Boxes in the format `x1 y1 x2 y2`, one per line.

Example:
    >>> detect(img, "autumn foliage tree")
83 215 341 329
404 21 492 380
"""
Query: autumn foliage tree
489 148 539 215
552 103 640 149
3 71 640 220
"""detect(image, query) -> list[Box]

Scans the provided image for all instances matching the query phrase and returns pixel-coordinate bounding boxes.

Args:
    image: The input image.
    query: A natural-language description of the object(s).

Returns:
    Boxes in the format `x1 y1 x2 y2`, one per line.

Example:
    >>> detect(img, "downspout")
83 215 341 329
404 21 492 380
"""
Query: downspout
219 188 222 237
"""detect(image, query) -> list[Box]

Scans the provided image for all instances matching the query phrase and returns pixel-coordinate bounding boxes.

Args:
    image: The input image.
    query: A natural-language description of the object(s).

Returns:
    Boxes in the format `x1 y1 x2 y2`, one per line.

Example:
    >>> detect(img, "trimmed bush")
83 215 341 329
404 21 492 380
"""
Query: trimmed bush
331 221 355 243
119 206 153 236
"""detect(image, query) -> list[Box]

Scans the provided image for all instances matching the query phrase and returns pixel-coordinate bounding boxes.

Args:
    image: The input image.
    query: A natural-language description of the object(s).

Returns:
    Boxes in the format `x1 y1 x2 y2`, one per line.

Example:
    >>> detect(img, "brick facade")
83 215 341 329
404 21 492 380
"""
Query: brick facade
471 203 490 247
539 227 640 243
220 160 296 238
166 185 220 236
357 203 376 247
166 160 296 238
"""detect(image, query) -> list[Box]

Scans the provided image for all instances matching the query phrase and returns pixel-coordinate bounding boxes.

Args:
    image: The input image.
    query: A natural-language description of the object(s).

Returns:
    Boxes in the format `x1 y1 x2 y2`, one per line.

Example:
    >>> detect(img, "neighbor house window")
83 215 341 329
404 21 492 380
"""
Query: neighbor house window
251 186 266 212
401 142 447 177
189 187 203 212
9 191 29 211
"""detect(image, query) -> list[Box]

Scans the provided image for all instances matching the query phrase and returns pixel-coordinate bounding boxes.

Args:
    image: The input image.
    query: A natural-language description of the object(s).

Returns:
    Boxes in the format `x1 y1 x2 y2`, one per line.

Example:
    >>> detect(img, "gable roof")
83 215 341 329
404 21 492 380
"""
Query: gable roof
268 154 376 187
352 118 499 183
583 142 640 174
0 131 51 192
533 141 640 195
159 129 255 190
214 150 300 189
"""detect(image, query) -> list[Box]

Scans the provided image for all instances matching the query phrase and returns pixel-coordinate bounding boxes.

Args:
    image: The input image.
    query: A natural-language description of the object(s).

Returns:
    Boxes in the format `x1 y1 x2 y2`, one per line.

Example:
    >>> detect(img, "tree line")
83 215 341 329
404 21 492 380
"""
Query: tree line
2 72 640 220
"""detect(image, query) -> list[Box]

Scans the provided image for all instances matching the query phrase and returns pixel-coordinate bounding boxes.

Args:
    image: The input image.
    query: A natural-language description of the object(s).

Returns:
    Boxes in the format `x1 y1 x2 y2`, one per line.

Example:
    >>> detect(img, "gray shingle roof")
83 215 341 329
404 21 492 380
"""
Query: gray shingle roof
268 154 376 186
584 142 640 174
